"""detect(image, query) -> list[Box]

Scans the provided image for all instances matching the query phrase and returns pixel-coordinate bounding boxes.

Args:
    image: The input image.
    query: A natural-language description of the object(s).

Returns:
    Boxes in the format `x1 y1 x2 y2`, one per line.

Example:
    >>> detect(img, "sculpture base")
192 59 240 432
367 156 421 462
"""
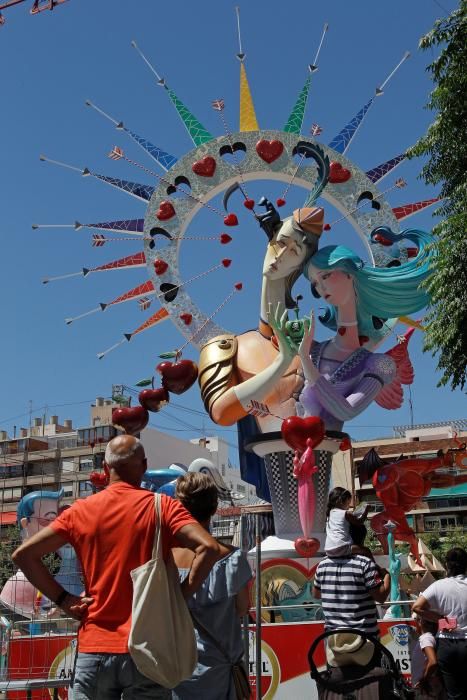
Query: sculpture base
244 432 345 538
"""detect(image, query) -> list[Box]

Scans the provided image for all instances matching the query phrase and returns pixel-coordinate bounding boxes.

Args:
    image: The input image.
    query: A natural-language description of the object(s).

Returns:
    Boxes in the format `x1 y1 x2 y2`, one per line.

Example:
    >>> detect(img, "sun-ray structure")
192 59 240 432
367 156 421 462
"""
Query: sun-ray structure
39 18 435 361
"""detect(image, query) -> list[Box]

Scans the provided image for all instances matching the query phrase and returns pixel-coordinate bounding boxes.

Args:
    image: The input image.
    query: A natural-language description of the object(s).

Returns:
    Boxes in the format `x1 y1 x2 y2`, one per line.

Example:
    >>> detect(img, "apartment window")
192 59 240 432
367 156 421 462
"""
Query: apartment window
1 487 22 502
79 457 94 472
236 484 246 494
79 481 93 497
0 464 24 478
61 459 75 473
60 483 74 498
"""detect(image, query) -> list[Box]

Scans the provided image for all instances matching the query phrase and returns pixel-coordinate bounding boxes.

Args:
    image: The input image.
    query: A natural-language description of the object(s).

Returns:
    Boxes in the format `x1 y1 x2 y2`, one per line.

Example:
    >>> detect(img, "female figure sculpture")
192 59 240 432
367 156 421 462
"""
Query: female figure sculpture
296 231 433 430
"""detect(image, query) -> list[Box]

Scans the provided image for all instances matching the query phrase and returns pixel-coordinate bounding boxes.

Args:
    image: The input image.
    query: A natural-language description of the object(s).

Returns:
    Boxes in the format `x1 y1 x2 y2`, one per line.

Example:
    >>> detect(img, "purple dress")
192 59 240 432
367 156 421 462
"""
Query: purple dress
298 341 396 431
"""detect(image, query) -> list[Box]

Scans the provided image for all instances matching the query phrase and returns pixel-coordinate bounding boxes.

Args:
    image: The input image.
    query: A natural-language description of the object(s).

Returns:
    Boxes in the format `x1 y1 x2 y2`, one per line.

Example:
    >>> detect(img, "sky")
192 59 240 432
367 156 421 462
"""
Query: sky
0 0 464 461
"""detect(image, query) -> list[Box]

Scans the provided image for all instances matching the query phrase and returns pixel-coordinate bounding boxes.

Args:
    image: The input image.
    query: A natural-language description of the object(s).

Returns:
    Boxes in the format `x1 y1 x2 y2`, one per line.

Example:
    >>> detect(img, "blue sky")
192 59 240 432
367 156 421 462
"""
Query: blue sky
0 0 464 455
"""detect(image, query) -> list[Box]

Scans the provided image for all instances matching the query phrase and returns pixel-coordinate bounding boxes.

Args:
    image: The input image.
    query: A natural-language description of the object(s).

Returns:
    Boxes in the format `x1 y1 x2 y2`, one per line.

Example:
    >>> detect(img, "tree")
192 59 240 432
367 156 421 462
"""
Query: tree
407 1 467 390
420 527 467 564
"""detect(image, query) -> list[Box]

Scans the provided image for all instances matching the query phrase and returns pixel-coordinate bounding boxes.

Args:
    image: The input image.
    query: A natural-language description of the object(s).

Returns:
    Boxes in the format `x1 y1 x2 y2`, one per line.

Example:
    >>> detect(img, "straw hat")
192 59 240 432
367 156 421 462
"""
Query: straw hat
326 632 375 667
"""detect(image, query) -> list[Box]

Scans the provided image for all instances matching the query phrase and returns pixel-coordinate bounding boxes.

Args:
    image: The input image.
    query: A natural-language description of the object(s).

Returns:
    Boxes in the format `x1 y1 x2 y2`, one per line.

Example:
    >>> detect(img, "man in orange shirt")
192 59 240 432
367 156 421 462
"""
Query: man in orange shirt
13 434 222 699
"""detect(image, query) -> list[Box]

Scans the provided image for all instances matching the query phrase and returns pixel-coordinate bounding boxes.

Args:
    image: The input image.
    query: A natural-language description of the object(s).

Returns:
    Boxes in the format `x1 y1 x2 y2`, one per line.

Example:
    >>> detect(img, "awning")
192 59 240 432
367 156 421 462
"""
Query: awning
0 511 17 526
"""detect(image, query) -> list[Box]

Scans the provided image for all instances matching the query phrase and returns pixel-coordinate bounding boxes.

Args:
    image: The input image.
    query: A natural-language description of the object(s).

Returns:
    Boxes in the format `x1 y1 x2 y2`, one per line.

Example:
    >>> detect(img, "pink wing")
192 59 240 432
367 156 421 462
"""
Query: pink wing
375 328 415 410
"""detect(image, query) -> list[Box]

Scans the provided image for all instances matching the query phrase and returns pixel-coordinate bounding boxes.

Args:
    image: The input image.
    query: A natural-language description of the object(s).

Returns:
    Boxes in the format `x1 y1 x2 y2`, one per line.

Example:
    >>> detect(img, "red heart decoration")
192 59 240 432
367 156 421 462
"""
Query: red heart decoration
338 327 346 336
323 223 331 231
235 282 243 290
339 437 352 451
138 388 169 413
294 537 320 558
256 139 284 164
191 156 216 177
359 335 369 346
406 247 418 258
112 406 149 435
329 162 351 184
154 259 168 275
281 416 325 452
180 313 192 325
156 201 176 221
276 198 286 207
156 359 198 395
243 199 255 210
224 213 238 227
373 233 393 246
222 258 232 268
220 233 232 244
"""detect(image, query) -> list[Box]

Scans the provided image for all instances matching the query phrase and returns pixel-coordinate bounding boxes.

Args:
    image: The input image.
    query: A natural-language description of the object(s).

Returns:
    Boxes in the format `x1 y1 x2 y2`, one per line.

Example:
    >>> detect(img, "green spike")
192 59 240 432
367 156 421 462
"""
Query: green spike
166 88 213 146
283 75 312 134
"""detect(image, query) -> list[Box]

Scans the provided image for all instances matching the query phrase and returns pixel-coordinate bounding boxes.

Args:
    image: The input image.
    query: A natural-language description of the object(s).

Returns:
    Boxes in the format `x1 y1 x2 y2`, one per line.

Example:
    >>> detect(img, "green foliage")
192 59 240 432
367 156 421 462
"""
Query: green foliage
420 527 467 563
407 1 467 390
0 526 21 588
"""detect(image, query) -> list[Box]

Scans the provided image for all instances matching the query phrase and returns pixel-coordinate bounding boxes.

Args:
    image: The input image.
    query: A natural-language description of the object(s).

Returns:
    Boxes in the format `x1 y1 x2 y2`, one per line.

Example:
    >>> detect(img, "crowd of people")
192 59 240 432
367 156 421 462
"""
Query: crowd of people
10 436 467 700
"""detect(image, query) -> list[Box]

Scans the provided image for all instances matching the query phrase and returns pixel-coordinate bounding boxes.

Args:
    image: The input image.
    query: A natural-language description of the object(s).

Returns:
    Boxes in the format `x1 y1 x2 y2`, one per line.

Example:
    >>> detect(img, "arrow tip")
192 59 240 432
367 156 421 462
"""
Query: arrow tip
42 278 49 284
308 64 318 73
100 303 107 311
375 87 384 96
32 224 38 230
82 268 89 277
85 99 92 107
74 221 82 230
130 40 137 48
39 154 46 161
65 318 73 325
124 333 132 341
82 168 91 176
236 52 245 61
97 352 105 360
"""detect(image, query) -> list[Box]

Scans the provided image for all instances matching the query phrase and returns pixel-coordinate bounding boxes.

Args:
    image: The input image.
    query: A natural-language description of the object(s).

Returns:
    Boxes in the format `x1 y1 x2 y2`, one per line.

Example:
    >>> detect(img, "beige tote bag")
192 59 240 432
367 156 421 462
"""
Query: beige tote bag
128 493 197 688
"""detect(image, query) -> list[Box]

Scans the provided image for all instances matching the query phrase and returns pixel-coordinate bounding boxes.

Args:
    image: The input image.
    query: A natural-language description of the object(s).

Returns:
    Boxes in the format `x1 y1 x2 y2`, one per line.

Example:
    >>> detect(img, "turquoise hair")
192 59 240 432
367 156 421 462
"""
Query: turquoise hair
305 227 433 341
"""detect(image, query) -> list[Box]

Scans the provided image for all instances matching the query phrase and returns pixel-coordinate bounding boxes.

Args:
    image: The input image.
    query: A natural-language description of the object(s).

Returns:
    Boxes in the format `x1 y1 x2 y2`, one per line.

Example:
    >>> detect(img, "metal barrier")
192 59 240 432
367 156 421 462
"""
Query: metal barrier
0 678 70 699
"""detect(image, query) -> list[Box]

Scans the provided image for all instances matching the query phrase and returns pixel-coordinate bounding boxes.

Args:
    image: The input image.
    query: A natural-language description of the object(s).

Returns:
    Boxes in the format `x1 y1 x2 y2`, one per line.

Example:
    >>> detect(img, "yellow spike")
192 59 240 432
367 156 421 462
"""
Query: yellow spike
239 62 259 132
399 316 425 331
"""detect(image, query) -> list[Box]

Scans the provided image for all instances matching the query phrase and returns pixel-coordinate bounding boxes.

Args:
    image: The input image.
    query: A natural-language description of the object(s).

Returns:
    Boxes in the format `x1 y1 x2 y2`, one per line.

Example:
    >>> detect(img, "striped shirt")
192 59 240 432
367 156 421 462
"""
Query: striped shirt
314 555 382 635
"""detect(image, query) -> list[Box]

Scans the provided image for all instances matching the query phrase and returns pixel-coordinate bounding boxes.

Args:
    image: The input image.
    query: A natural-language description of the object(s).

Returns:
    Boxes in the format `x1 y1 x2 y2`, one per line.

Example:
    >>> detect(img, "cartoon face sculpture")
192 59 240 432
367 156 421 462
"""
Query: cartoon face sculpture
0 490 63 617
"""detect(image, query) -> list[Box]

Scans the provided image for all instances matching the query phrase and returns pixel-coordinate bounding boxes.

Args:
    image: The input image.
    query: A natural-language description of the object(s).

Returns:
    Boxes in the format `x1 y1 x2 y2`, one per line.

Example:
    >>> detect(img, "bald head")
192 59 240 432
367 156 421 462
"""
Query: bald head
104 435 147 485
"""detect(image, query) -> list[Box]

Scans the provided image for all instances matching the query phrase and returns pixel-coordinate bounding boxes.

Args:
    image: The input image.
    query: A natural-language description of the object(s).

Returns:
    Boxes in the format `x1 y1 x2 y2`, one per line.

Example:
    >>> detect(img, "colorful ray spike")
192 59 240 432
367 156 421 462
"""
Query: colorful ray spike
126 307 169 339
284 23 328 134
101 280 155 310
123 128 178 171
77 219 145 234
97 308 170 359
87 171 154 202
392 198 440 221
239 63 259 131
165 87 214 147
365 154 406 184
328 98 374 154
85 101 177 172
284 75 312 134
83 252 146 276
131 41 213 147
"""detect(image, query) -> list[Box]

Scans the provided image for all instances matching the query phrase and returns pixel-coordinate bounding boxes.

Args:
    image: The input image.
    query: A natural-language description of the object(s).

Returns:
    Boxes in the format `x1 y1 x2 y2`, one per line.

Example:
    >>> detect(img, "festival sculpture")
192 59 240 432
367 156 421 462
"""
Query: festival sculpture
1 492 83 620
363 445 467 561
39 14 443 564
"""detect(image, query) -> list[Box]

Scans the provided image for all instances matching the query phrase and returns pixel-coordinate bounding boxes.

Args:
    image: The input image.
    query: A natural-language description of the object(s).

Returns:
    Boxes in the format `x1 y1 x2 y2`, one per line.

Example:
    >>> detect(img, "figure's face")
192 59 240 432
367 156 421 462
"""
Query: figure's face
308 265 355 306
21 498 59 539
262 219 309 280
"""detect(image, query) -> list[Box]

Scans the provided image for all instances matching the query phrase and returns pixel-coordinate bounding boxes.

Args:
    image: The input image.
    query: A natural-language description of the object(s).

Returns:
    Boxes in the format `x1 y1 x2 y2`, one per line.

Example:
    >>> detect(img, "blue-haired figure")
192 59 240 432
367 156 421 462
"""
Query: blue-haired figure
273 227 433 432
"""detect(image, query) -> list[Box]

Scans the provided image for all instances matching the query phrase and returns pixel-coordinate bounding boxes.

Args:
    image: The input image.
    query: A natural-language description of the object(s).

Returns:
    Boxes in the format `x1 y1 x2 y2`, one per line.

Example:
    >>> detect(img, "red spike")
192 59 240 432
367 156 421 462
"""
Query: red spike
90 252 146 273
106 281 155 308
392 198 440 220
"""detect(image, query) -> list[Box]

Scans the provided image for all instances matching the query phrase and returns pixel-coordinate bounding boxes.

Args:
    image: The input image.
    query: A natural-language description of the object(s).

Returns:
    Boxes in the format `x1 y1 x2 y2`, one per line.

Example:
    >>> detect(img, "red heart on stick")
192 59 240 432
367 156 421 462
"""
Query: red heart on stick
281 416 325 452
294 537 320 558
180 313 192 325
243 199 255 210
224 213 238 226
235 282 243 290
222 259 232 268
329 162 351 184
154 259 168 275
156 359 198 395
156 201 176 221
220 233 232 244
276 198 286 207
323 223 331 231
191 156 216 177
256 139 284 164
138 388 169 413
112 406 149 435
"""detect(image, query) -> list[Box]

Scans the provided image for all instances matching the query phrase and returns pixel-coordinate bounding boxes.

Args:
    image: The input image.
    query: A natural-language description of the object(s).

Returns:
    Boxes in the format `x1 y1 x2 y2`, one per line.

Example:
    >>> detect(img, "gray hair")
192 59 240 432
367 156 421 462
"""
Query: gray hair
104 435 144 467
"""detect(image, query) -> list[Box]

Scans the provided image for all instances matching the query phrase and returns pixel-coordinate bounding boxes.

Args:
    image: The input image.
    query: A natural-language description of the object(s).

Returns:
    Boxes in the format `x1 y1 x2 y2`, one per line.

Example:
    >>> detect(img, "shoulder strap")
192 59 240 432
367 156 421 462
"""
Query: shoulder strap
151 493 163 560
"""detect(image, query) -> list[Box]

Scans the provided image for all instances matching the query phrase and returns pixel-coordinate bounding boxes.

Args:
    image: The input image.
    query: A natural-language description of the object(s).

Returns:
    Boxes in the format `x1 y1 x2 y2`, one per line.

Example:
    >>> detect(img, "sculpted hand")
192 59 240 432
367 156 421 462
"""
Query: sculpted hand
267 302 298 365
298 311 320 384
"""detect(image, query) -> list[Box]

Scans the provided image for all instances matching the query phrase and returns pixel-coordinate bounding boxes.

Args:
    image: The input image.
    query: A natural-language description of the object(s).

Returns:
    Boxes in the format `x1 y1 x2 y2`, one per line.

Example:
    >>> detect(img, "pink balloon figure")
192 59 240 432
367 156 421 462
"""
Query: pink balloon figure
293 438 319 539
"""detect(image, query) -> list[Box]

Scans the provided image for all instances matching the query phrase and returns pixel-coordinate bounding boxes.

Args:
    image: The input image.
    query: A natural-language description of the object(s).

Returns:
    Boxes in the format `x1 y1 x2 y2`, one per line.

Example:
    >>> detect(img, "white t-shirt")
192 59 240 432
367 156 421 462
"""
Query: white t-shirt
410 631 436 685
325 508 352 553
422 575 467 638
